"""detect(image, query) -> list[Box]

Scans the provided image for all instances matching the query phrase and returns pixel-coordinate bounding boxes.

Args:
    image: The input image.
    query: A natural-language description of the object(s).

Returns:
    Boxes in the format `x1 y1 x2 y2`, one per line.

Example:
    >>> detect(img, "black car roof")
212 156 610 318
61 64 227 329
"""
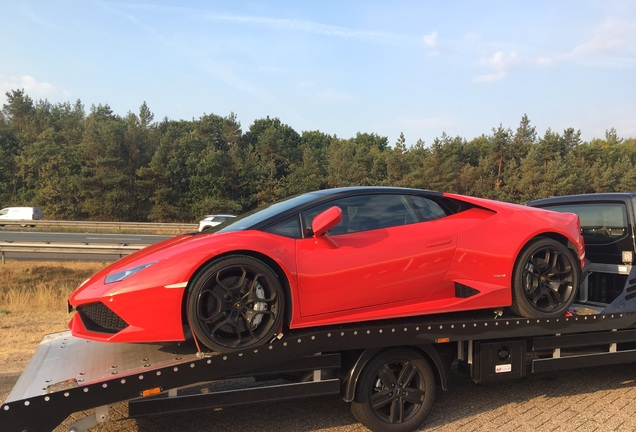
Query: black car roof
215 186 443 233
310 186 440 196
528 192 636 207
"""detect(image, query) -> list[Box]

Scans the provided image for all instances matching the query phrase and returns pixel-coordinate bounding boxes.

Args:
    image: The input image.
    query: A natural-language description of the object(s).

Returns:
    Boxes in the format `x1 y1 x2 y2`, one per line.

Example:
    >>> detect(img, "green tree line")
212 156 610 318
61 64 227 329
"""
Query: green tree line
1 89 635 222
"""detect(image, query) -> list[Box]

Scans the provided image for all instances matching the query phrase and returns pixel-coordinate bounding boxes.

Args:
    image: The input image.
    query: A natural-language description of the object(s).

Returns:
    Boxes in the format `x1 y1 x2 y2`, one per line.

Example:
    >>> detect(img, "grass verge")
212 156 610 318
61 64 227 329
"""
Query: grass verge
0 261 106 314
0 261 108 373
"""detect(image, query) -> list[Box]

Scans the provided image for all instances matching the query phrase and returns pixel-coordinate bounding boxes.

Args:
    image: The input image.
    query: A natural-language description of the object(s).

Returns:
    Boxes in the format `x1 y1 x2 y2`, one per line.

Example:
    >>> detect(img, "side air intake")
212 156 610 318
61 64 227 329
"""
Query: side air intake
455 283 480 298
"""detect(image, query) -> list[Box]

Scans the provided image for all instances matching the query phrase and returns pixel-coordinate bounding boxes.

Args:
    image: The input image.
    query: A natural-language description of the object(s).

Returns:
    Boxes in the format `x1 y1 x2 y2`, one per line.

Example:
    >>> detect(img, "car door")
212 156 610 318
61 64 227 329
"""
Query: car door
294 193 458 317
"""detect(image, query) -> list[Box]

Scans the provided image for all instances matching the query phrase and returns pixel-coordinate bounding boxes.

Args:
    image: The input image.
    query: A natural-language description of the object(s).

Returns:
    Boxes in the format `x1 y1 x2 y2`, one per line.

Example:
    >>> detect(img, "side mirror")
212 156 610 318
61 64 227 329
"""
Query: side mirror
312 206 342 237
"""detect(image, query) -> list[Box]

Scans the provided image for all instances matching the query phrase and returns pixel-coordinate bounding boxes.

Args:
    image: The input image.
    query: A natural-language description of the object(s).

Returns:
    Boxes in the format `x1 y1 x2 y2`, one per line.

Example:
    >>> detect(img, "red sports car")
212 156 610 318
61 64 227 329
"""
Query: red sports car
68 187 585 352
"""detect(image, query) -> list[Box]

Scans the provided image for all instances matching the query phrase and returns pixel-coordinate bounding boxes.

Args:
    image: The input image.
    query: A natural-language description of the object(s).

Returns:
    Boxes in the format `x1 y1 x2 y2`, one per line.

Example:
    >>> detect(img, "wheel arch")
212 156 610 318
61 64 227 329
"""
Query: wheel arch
515 232 581 273
342 344 451 403
180 250 293 328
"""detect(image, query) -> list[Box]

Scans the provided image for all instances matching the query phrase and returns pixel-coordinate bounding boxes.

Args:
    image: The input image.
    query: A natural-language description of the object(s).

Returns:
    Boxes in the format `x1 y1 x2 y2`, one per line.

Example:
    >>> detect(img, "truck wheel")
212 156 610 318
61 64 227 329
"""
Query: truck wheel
351 348 435 432
186 256 284 353
511 237 579 318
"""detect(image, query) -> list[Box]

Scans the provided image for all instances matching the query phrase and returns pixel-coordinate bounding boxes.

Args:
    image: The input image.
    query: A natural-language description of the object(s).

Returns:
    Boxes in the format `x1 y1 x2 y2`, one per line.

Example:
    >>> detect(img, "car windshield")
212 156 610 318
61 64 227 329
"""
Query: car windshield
208 192 323 233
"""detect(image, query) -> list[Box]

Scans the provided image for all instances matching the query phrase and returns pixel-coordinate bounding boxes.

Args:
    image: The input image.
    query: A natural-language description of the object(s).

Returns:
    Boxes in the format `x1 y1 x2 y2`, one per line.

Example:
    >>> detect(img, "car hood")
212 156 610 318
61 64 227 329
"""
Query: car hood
72 232 227 297
70 229 297 302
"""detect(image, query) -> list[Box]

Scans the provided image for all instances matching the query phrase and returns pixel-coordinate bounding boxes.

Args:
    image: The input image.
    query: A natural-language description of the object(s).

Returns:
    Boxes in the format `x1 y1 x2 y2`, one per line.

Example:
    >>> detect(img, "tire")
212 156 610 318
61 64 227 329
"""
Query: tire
186 255 284 353
351 348 435 432
511 237 579 318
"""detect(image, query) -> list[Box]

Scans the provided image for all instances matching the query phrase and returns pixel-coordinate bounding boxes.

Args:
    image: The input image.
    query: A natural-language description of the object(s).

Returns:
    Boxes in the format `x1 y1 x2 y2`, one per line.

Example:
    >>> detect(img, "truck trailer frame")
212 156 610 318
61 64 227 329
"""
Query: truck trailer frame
2 266 636 432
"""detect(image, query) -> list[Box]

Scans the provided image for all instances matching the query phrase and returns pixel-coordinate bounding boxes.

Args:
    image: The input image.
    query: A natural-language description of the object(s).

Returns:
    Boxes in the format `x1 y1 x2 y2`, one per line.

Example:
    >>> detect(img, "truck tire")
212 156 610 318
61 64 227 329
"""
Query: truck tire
511 237 579 318
351 348 435 432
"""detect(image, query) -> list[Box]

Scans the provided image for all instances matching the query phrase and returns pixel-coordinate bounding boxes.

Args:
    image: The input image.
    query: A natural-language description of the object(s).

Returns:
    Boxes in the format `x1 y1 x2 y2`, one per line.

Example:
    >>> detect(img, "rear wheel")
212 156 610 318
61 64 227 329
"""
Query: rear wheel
186 256 284 353
511 237 579 318
351 348 435 432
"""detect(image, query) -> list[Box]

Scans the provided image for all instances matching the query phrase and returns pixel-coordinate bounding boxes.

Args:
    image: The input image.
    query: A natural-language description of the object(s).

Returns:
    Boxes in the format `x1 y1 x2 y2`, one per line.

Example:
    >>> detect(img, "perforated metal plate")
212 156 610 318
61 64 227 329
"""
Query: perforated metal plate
6 331 202 403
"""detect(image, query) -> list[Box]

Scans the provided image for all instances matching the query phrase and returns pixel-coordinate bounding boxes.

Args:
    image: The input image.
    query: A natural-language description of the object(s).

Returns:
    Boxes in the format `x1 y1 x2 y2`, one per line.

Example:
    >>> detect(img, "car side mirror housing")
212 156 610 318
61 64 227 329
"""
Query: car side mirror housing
312 206 342 237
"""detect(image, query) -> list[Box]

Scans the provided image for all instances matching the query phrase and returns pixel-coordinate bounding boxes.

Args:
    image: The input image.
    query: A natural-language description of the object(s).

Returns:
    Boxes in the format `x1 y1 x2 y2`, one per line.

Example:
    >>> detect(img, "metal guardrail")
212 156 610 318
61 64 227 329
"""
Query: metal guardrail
0 219 198 233
0 242 146 264
0 219 197 262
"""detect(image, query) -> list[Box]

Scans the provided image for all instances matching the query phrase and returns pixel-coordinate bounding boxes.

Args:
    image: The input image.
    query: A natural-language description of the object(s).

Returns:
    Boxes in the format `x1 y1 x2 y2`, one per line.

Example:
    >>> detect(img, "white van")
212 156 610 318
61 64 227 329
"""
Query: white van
0 207 43 226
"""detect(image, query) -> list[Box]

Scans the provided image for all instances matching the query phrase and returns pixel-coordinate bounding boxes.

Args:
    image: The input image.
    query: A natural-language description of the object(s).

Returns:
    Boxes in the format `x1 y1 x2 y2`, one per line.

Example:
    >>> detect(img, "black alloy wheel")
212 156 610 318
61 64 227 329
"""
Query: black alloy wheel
186 256 284 353
511 237 579 318
351 348 435 432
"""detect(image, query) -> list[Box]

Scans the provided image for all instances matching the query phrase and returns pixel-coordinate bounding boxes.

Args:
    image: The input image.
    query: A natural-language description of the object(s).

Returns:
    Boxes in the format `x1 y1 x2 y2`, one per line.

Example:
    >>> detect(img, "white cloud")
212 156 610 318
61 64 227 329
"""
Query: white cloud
469 18 636 81
422 31 438 47
0 75 69 101
113 3 412 46
422 31 440 57
201 12 405 46
473 51 519 82
571 19 633 57
535 19 636 68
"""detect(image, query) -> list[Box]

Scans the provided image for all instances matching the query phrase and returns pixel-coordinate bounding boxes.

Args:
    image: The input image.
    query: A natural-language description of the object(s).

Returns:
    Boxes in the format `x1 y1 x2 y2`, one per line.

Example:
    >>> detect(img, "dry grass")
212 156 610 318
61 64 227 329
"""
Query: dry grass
0 261 107 374
0 261 106 314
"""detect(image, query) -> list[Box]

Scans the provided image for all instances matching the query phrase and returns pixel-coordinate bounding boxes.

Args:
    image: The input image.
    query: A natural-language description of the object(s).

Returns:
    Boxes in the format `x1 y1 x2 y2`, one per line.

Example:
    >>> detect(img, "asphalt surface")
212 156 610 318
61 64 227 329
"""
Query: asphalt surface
49 363 636 432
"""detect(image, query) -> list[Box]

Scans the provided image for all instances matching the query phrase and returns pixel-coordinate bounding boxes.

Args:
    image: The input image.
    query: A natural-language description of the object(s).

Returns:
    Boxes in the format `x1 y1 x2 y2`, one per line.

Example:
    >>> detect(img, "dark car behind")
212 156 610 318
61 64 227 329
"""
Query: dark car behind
528 193 636 305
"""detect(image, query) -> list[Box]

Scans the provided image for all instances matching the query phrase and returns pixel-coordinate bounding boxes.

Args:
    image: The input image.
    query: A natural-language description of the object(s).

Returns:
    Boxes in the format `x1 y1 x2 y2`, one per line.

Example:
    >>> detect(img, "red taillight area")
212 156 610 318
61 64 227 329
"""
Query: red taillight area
576 218 586 269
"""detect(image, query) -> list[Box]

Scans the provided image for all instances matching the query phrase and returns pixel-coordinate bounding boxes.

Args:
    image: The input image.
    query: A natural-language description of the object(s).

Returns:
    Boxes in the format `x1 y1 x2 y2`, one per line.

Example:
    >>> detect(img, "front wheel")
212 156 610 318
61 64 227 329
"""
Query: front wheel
511 237 579 318
351 349 435 432
186 256 284 353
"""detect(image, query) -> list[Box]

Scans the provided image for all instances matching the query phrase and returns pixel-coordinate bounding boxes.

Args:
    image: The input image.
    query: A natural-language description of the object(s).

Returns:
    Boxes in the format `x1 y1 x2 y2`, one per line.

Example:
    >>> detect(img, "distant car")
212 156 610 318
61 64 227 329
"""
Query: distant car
198 214 236 231
68 187 585 353
0 206 43 227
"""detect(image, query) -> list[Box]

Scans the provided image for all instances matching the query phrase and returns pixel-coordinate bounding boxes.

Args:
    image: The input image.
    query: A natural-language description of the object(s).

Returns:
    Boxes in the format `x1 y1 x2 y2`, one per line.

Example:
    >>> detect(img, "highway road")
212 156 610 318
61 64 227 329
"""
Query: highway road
0 230 171 261
0 230 171 244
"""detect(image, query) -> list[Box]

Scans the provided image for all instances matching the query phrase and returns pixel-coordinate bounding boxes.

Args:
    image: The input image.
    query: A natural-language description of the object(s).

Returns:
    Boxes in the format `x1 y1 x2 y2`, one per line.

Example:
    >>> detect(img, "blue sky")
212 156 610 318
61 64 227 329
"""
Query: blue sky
1 1 635 146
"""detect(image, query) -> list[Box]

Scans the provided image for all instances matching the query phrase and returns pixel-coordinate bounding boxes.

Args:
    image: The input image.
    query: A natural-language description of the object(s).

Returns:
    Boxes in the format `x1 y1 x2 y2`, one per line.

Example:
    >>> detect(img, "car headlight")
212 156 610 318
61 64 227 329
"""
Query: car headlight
105 262 157 284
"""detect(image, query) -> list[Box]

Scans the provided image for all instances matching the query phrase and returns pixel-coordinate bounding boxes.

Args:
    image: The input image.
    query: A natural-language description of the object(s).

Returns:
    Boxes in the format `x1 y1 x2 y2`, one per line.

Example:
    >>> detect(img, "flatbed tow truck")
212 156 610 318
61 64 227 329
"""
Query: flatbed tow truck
1 264 635 432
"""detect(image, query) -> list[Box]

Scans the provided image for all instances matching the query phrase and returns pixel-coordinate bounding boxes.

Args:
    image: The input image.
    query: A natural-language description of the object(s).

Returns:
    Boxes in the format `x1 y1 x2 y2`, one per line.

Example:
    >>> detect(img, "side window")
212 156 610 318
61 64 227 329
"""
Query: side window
264 215 302 238
409 196 448 221
545 203 628 244
302 194 416 236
